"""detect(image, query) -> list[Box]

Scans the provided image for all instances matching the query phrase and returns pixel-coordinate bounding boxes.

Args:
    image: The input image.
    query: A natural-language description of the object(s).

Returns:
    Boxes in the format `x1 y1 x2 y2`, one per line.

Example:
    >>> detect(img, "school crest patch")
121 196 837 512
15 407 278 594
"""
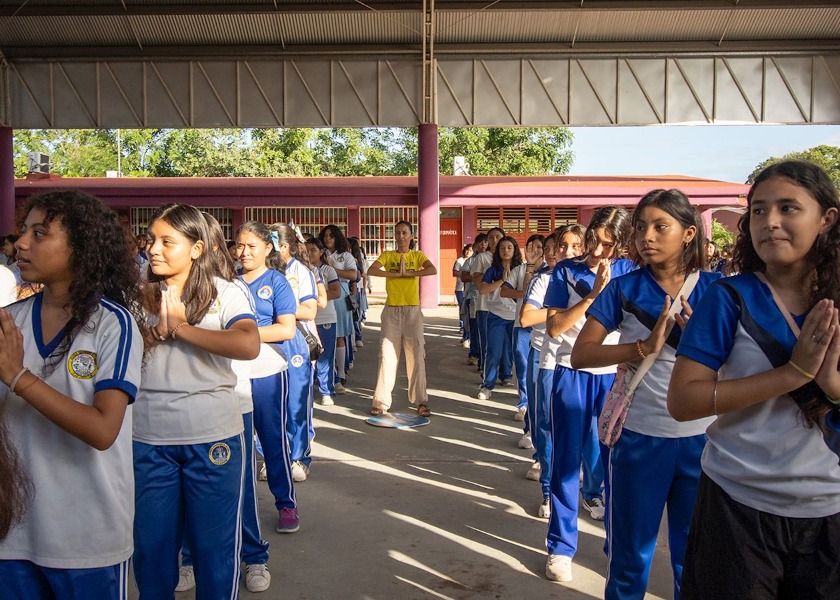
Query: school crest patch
291 354 305 368
209 442 231 465
207 298 221 315
258 285 273 300
286 276 299 290
68 351 97 379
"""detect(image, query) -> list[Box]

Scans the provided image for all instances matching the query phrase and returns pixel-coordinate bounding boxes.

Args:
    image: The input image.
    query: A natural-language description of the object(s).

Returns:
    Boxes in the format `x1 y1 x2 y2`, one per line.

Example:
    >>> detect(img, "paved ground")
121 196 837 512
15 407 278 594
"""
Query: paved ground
131 305 673 599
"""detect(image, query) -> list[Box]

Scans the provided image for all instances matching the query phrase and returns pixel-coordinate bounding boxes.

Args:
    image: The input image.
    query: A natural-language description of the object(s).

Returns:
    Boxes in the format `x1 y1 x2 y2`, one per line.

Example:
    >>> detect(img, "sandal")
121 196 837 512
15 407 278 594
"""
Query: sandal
417 404 431 417
369 408 386 416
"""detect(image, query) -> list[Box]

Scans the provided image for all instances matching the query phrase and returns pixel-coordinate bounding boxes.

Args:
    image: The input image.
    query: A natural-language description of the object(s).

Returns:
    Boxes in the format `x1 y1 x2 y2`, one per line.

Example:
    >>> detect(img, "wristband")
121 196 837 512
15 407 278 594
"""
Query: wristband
8 367 29 393
788 359 816 381
712 380 719 415
170 321 189 340
826 393 840 406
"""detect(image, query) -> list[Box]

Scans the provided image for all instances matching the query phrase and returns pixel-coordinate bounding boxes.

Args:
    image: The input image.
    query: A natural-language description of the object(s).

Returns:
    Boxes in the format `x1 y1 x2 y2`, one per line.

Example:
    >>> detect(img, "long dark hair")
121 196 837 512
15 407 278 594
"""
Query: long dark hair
735 161 840 430
269 223 311 274
202 212 236 281
318 224 350 255
584 206 631 259
146 204 218 326
491 236 522 270
23 191 143 375
631 190 704 272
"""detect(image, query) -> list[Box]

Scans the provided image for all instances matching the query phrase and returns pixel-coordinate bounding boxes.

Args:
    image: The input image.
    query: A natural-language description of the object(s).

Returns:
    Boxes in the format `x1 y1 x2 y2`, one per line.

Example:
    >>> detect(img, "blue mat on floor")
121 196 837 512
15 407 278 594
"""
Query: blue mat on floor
365 412 430 428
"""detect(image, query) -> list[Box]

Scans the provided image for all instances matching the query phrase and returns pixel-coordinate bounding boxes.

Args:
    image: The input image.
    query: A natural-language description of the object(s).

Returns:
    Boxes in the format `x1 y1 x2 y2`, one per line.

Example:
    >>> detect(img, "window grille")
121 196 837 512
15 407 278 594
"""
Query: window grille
244 207 348 240
359 206 418 258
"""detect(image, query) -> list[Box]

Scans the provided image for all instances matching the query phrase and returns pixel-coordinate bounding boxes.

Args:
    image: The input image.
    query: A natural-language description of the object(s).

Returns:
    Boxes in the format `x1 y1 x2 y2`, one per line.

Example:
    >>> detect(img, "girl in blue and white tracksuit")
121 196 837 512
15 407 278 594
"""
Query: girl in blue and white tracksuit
236 221 301 536
133 204 261 600
501 234 544 421
269 224 317 483
0 191 144 600
318 225 357 393
671 161 840 598
306 237 340 406
541 209 635 584
478 236 520 398
571 191 720 599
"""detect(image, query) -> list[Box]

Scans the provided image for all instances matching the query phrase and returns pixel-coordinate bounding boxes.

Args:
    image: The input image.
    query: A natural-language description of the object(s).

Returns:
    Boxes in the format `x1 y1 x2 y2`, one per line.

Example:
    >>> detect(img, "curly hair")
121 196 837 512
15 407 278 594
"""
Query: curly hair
0 416 31 540
733 160 840 430
631 190 705 272
23 191 143 376
318 224 350 255
491 236 523 271
146 204 218 327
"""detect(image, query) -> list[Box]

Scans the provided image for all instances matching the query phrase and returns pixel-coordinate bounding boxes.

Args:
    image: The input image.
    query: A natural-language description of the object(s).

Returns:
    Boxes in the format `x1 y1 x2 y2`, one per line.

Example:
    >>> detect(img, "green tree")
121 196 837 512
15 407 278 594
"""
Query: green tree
711 219 736 249
747 145 840 188
435 127 574 175
14 126 575 178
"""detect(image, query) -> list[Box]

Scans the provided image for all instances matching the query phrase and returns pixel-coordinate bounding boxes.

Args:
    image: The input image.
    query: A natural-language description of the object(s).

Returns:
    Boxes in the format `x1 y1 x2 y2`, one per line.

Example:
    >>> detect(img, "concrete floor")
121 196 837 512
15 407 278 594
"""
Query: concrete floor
131 305 674 599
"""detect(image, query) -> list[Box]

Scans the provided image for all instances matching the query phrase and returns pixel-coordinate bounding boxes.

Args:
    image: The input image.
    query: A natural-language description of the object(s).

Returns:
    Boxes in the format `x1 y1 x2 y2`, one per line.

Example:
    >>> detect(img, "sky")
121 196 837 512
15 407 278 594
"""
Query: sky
566 125 840 183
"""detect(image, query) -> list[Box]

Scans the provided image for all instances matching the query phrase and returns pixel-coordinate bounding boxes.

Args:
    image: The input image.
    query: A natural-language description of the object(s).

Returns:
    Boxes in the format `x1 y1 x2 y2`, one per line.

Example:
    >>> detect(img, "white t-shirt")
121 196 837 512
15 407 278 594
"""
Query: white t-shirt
0 263 16 307
454 257 466 292
133 278 256 445
315 263 339 325
0 294 143 568
503 263 529 324
471 251 493 312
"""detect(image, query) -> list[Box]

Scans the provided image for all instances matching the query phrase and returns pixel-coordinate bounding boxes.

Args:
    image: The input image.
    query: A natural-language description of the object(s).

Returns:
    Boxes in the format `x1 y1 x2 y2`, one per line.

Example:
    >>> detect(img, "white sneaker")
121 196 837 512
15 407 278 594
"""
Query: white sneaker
518 433 533 449
500 379 512 386
175 565 195 592
461 339 470 348
258 463 267 481
513 405 527 422
244 563 271 592
348 361 354 370
320 395 335 406
478 387 492 400
546 554 573 582
581 495 606 521
538 498 551 519
291 461 309 482
525 461 541 481
356 340 363 348
335 382 346 394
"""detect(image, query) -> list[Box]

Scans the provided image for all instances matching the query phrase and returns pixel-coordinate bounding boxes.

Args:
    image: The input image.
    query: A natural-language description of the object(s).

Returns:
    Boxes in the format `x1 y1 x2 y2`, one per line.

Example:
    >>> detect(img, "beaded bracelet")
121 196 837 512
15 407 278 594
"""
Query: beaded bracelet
170 321 189 340
635 339 647 360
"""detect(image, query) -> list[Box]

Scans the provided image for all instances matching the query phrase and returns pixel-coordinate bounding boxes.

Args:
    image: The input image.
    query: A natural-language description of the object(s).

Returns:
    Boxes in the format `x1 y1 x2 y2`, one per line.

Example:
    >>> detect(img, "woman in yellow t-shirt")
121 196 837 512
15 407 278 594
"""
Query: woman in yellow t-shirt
367 221 437 417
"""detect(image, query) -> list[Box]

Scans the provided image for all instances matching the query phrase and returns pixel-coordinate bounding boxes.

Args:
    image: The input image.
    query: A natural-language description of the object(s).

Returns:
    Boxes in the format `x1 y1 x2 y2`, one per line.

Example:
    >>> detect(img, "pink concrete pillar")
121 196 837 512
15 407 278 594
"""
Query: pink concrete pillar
418 124 440 308
0 127 15 235
579 207 595 229
462 206 476 243
347 207 360 239
700 208 714 239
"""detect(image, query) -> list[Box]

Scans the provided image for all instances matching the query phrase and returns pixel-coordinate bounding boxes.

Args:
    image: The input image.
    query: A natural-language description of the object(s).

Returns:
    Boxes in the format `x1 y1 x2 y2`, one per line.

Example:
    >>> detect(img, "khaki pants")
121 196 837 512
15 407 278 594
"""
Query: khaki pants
372 305 427 410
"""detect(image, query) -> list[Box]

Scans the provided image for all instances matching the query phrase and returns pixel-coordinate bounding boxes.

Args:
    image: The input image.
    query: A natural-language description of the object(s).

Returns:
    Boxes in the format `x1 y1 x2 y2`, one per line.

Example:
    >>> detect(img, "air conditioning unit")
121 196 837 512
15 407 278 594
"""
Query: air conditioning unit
28 152 50 174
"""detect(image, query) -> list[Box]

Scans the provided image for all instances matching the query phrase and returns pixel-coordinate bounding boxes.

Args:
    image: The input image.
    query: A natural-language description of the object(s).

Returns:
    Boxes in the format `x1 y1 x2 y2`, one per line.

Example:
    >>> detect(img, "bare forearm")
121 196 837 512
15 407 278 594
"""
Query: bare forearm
669 359 812 421
570 340 640 370
520 306 548 328
547 298 593 338
175 325 260 359
15 376 126 450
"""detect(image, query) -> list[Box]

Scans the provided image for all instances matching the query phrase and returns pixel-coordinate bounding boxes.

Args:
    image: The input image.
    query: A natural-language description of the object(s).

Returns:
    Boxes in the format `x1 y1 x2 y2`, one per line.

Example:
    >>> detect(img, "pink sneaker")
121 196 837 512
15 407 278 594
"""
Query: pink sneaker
276 507 299 533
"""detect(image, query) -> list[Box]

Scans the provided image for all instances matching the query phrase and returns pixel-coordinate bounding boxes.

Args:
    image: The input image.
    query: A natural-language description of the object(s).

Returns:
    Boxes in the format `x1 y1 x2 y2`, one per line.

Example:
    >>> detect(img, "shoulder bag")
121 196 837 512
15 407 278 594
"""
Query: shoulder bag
598 271 700 448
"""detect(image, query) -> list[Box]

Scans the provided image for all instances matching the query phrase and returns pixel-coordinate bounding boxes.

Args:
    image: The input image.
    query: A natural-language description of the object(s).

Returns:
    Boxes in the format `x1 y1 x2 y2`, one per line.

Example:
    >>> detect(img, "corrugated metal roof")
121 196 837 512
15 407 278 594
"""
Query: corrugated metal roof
1 2 838 55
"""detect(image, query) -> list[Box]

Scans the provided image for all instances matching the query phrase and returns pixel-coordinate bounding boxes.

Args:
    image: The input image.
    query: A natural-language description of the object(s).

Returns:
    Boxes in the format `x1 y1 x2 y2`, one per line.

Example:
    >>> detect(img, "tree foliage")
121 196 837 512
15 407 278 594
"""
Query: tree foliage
747 145 840 189
13 126 574 178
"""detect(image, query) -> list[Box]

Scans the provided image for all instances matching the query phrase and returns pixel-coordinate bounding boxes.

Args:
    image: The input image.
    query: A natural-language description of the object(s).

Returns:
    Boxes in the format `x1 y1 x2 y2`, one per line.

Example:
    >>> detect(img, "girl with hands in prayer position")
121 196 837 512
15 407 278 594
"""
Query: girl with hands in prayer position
670 161 840 599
